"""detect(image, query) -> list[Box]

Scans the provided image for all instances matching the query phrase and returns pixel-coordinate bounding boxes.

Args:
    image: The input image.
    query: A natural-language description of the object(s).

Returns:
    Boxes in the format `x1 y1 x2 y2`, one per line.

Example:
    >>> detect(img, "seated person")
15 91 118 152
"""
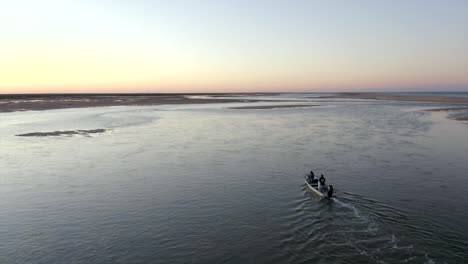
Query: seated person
310 171 315 178
306 171 314 183
308 171 319 186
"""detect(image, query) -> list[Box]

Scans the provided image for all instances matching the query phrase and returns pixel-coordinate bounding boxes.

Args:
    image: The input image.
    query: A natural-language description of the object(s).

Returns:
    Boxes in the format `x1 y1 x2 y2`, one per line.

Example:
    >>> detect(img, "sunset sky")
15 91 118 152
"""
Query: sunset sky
1 0 467 93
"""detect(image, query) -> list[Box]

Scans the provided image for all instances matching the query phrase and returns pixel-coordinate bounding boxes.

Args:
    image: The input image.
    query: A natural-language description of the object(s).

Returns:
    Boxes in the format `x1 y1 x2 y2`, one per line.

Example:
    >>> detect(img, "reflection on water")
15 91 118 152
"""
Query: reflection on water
1 95 468 263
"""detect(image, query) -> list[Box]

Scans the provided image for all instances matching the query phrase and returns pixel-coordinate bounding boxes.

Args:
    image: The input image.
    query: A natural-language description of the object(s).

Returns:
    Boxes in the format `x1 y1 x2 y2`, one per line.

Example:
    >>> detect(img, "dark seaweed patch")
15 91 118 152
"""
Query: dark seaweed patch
16 129 108 137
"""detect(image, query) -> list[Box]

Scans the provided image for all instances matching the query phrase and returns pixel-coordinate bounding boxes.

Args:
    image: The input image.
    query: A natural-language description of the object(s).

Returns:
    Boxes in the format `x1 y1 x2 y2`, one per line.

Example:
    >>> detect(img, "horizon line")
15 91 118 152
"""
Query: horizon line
2 91 468 96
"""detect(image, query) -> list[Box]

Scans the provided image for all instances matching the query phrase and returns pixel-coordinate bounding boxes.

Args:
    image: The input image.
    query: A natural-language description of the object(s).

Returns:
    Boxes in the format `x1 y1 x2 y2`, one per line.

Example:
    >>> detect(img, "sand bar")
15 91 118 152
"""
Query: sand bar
421 106 468 112
0 93 305 113
336 93 468 103
0 94 264 113
229 104 320 109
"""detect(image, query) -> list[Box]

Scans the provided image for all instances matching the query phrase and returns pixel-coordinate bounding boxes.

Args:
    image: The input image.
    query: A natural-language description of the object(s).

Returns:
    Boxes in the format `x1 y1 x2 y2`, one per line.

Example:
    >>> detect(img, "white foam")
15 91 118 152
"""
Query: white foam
424 253 435 264
332 197 368 222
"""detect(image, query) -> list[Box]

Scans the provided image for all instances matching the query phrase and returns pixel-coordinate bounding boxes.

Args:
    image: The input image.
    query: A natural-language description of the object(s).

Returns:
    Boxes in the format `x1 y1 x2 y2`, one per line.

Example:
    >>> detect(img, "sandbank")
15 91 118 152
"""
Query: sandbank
336 93 468 103
229 104 319 109
0 94 259 113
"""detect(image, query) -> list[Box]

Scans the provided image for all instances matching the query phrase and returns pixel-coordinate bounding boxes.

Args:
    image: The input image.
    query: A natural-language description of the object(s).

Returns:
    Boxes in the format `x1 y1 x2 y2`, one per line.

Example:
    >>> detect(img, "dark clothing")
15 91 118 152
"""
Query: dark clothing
319 175 326 184
327 186 334 198
307 171 315 184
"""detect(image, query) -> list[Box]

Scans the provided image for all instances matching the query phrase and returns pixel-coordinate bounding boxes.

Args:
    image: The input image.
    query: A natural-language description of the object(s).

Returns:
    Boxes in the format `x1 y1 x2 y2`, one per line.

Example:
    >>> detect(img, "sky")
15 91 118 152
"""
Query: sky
1 0 467 93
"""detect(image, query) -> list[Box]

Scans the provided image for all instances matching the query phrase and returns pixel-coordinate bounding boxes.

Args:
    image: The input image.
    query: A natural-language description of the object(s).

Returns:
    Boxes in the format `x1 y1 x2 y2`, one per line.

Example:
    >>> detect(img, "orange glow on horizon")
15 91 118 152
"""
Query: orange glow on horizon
1 1 467 93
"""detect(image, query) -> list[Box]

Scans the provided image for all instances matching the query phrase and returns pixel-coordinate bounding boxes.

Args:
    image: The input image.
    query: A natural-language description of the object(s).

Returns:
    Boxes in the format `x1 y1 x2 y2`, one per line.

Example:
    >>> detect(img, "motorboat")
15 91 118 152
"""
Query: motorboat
305 174 333 198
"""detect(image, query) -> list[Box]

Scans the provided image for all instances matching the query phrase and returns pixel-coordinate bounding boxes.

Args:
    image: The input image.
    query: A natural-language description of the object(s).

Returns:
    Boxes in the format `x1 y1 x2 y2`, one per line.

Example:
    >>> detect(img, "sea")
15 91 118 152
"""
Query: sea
386 91 468 98
1 92 468 264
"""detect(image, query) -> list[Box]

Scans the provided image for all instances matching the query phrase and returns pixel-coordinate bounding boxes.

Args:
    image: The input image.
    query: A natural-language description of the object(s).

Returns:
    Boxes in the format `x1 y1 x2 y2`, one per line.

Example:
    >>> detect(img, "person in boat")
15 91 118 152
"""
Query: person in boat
307 171 319 186
319 174 326 185
327 185 334 198
319 174 328 193
307 171 315 183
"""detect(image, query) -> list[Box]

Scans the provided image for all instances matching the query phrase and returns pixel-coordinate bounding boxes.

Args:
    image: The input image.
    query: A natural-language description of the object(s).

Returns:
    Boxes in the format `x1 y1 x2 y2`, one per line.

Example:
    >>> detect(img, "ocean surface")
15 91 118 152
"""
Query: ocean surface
1 94 468 264
387 91 468 98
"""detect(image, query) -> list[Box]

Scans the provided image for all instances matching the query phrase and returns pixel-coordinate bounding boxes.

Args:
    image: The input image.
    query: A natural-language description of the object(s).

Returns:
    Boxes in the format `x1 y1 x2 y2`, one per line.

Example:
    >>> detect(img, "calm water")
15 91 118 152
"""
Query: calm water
387 91 468 98
1 95 468 263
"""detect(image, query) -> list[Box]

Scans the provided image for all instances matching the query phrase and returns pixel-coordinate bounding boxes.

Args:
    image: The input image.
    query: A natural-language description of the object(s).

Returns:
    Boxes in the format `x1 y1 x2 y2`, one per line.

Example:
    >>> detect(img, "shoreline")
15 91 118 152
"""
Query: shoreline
229 104 319 109
0 94 265 113
335 92 468 103
334 93 468 121
421 106 468 112
2 92 468 117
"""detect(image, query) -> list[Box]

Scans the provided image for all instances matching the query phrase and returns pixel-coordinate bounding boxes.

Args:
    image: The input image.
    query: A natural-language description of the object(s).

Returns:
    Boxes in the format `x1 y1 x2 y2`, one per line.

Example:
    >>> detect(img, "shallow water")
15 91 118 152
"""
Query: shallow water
1 95 468 263
388 91 468 98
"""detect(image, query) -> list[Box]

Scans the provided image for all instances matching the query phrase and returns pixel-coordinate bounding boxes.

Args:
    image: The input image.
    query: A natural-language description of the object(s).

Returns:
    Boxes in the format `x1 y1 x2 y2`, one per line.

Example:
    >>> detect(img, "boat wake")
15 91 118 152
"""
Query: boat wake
276 188 467 263
331 197 367 222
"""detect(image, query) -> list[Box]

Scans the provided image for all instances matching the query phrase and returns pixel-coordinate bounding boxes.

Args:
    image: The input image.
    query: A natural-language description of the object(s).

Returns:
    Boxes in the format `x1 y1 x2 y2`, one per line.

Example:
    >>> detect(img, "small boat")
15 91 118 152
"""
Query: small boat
305 174 333 198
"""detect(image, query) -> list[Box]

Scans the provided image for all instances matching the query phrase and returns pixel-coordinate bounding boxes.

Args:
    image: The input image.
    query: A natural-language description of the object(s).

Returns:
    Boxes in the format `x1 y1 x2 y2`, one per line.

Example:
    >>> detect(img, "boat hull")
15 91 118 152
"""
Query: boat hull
305 180 324 197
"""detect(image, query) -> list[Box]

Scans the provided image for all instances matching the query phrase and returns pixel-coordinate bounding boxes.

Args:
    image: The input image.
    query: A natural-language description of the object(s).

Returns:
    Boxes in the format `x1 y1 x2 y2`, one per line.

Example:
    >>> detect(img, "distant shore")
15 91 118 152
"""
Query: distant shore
0 94 268 113
335 93 468 103
2 93 468 117
335 93 468 121
229 104 319 109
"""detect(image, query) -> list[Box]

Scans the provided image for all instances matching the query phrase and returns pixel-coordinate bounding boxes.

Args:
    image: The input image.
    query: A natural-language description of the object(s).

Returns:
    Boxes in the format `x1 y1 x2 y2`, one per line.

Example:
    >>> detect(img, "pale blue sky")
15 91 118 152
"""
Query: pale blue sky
1 0 467 92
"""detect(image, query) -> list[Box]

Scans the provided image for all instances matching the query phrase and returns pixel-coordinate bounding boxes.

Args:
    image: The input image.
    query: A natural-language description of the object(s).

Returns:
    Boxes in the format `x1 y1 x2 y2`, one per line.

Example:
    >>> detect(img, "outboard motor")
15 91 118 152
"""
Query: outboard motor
327 185 334 198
